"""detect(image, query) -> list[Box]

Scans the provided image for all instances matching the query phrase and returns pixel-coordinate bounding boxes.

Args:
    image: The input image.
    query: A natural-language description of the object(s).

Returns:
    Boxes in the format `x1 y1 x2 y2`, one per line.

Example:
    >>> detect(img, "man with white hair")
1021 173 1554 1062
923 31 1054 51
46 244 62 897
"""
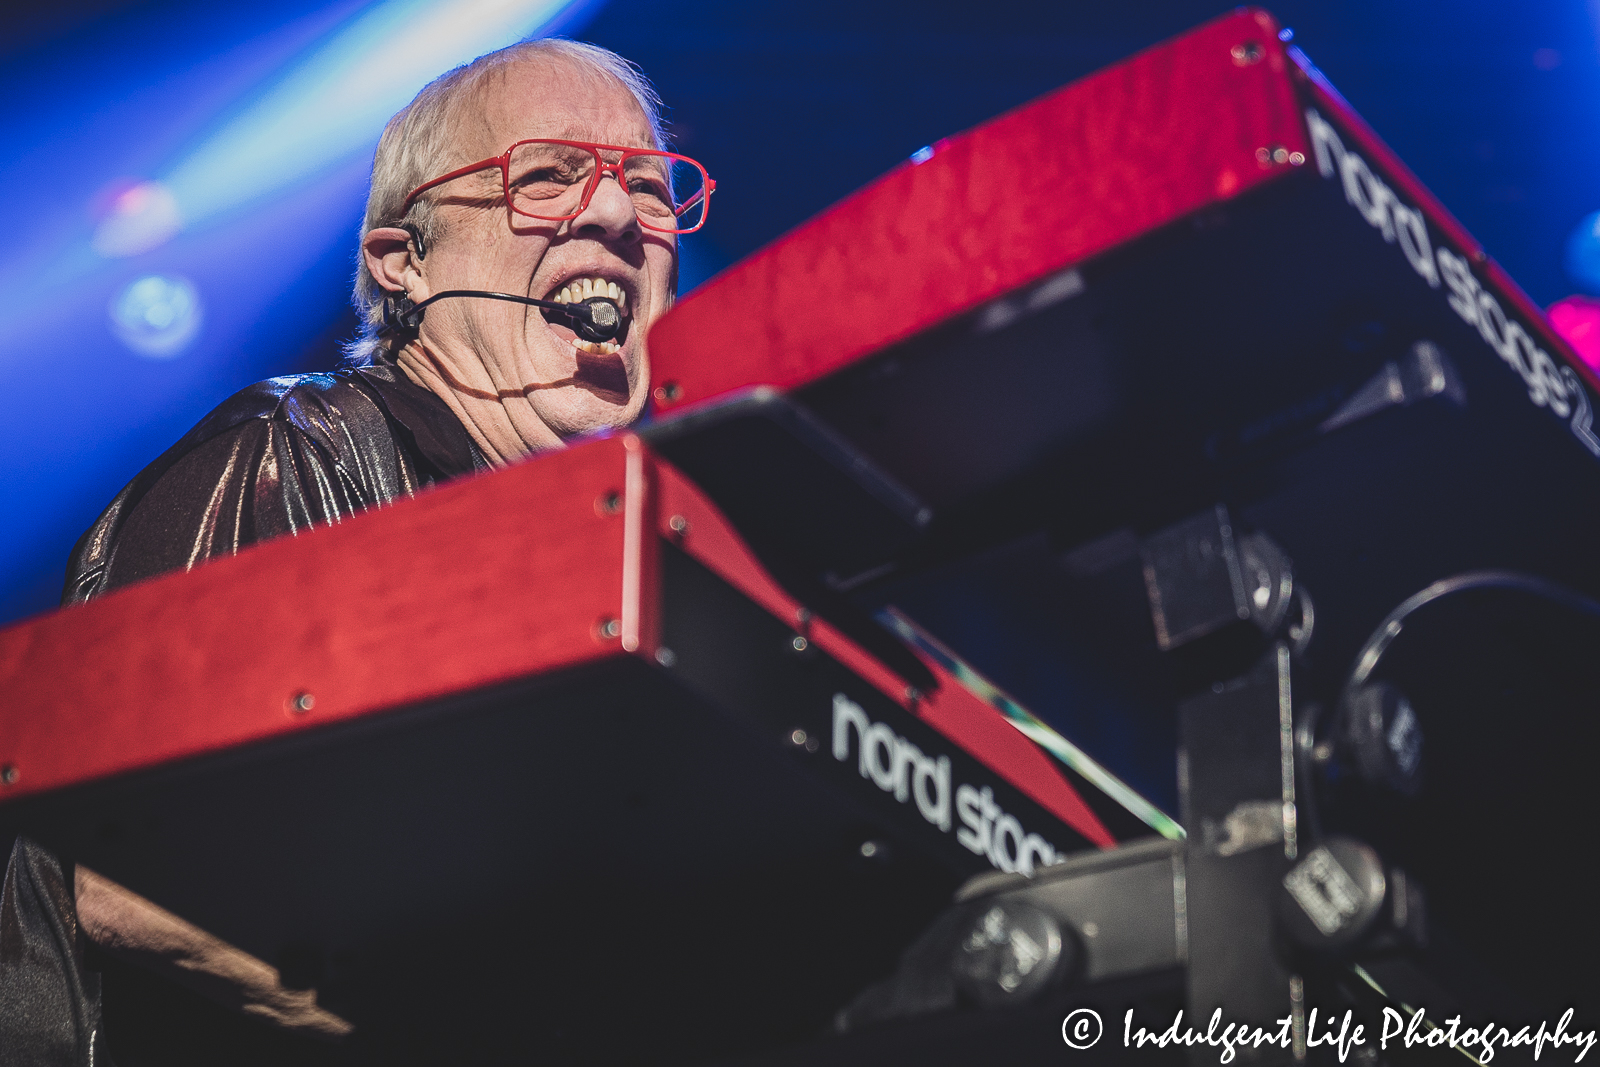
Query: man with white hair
62 37 703 599
3 37 710 1063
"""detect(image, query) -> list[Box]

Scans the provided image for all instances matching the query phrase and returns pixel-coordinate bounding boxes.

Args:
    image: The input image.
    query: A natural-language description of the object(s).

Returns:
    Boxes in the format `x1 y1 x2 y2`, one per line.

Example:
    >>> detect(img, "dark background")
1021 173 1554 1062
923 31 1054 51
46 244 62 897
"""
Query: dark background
1 0 1596 627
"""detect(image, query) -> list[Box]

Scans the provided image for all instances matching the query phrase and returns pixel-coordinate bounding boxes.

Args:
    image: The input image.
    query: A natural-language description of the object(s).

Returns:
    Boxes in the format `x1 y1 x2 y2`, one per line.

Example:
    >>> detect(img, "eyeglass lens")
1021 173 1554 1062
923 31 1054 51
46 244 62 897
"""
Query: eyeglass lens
506 143 707 232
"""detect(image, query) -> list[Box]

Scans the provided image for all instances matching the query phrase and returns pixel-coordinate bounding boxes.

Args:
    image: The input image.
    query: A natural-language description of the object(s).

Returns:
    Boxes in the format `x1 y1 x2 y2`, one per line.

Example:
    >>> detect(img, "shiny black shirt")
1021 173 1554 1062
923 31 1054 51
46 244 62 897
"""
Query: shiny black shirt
62 360 487 604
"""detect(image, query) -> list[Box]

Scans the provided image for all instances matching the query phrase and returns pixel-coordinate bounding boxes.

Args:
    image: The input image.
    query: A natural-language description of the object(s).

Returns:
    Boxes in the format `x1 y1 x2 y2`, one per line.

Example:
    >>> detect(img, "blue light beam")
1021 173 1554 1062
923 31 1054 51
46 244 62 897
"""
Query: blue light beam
161 0 598 232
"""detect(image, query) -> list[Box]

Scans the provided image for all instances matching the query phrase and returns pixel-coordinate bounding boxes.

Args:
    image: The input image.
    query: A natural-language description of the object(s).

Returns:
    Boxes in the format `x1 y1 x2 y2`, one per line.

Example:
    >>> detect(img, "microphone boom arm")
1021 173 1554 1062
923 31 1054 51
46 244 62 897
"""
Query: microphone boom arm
395 289 624 343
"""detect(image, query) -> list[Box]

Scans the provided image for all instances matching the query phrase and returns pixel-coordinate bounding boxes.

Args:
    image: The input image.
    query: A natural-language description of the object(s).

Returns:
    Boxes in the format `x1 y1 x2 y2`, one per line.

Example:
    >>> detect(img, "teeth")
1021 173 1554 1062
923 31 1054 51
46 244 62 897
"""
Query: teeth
549 276 627 309
574 339 621 355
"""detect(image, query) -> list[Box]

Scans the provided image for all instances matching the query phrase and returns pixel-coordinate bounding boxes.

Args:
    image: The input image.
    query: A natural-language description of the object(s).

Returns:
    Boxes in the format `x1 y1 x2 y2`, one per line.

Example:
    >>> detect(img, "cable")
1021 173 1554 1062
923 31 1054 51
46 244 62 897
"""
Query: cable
1343 570 1600 700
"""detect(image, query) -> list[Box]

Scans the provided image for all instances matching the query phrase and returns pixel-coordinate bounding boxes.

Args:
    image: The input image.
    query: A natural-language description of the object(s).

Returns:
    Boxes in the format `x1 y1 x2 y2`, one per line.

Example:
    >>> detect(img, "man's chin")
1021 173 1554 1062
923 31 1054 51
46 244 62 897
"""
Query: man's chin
538 386 644 440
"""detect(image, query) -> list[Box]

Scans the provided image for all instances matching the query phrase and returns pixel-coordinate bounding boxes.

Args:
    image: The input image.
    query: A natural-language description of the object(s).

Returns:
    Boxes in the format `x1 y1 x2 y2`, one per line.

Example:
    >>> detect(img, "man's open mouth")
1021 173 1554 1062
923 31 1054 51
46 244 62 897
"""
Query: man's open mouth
546 276 630 355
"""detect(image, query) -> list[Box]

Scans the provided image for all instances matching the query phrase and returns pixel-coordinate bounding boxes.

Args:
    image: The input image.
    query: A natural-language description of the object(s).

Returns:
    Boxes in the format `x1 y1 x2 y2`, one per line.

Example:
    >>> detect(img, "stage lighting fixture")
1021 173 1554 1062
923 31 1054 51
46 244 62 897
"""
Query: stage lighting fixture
109 274 203 358
92 181 183 259
1563 210 1600 295
1547 294 1600 373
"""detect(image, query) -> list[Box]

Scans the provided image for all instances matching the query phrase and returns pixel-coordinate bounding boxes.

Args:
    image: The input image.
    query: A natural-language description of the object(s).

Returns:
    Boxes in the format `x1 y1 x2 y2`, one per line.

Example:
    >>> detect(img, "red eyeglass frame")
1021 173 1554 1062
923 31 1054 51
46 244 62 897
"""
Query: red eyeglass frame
401 138 715 234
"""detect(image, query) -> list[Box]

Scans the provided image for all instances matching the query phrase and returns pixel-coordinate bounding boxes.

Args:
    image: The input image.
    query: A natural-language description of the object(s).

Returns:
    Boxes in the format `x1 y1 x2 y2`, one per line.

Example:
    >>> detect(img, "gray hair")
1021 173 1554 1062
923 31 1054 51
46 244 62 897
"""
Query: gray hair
345 38 666 365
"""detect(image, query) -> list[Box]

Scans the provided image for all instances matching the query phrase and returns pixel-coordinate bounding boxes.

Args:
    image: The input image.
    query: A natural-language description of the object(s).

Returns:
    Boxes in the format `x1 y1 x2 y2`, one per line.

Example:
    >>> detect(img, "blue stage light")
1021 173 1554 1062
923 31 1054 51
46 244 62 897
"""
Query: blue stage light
93 181 184 259
1564 210 1600 295
161 0 596 240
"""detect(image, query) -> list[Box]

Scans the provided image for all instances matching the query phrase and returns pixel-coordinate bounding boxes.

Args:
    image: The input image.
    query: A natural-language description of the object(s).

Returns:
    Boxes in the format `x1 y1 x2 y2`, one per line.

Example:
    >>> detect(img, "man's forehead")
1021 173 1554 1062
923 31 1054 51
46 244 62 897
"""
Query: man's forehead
469 56 654 153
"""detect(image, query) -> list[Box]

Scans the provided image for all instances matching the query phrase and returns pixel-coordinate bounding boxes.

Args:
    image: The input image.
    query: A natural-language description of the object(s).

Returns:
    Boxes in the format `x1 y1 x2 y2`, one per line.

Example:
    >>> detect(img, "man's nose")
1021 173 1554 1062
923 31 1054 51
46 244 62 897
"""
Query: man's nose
570 170 640 244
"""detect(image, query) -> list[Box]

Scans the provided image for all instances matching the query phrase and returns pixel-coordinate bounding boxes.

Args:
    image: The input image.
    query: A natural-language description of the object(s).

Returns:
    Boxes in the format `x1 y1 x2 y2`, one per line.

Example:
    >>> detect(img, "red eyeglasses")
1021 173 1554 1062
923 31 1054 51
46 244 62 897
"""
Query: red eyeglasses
402 139 715 234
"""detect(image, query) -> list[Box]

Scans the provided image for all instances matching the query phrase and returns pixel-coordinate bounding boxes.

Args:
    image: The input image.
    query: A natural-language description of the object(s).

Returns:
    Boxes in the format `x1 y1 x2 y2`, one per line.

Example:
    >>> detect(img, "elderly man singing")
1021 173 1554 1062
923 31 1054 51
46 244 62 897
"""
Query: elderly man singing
63 37 703 597
2 37 709 1063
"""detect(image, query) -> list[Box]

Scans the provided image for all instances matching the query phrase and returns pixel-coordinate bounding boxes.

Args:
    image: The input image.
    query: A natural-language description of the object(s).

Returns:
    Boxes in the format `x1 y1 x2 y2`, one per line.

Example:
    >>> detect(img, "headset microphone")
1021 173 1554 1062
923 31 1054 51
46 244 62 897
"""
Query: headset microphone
381 290 625 343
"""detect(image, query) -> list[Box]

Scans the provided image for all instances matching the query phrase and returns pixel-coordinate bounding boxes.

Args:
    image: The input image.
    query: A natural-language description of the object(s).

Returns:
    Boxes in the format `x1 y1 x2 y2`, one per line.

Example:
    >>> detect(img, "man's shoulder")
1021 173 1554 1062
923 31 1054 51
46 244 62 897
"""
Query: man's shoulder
60 365 457 605
193 369 393 447
221 364 484 479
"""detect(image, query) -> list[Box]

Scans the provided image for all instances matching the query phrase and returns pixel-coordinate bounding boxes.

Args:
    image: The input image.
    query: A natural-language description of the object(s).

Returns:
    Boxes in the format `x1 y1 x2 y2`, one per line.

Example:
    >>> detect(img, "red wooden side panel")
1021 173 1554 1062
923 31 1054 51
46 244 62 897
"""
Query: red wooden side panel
0 422 1116 847
0 438 636 803
648 7 1305 411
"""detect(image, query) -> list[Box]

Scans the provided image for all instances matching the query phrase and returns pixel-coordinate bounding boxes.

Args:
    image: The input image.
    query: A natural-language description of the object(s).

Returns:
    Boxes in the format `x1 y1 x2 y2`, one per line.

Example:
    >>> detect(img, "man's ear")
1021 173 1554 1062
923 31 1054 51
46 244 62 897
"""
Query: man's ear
364 227 423 294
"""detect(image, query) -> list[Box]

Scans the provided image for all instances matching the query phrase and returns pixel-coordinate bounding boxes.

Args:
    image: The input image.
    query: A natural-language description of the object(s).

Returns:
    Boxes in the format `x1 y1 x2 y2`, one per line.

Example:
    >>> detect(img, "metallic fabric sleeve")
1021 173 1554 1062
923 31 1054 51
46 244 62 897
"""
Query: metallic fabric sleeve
89 417 373 593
